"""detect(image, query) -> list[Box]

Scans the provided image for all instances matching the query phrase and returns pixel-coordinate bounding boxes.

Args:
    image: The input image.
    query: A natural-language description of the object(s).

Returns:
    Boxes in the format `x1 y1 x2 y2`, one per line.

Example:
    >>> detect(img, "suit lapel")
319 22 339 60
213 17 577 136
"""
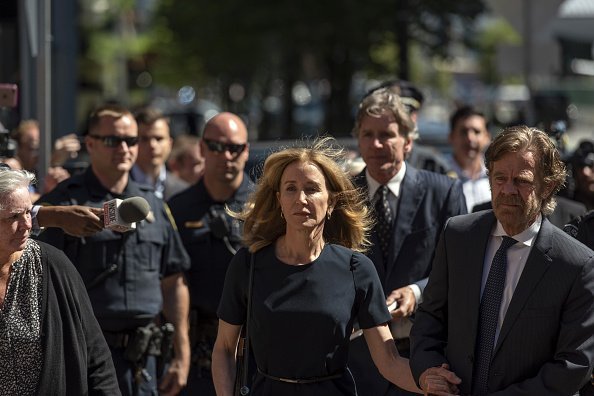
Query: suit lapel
385 166 425 280
353 171 387 280
493 218 553 356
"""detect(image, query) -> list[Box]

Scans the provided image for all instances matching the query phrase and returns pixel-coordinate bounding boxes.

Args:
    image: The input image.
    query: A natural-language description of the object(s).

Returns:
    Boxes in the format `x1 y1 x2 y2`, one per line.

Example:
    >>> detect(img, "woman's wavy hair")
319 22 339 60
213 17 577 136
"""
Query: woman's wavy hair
485 125 566 216
232 137 373 253
352 87 416 141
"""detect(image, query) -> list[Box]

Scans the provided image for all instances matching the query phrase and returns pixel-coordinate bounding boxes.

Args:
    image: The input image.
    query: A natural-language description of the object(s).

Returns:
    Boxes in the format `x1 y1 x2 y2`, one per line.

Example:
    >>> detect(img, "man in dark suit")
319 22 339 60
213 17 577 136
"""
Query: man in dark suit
410 126 594 395
348 87 467 396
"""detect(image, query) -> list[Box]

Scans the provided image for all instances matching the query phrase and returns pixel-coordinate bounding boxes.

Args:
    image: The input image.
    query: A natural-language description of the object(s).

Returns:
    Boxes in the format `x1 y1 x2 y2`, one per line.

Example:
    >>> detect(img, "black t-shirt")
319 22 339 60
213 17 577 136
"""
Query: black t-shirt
218 243 391 396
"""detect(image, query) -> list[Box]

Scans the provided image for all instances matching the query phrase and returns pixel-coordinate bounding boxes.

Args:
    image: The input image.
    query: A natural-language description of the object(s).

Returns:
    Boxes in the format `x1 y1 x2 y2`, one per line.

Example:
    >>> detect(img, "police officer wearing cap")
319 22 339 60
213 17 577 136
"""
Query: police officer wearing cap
568 139 594 211
168 112 252 396
35 104 191 396
564 210 594 396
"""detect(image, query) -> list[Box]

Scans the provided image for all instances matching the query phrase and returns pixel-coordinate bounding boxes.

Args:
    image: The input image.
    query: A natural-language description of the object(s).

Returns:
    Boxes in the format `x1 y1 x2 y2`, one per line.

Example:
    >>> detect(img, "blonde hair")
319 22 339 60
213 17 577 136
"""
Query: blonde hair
233 137 372 253
485 125 566 216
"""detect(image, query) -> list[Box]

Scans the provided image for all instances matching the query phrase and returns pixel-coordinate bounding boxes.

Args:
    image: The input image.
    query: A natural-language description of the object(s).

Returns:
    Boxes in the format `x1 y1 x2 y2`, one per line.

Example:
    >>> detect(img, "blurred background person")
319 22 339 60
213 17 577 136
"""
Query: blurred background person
0 167 120 395
168 112 252 395
12 119 40 173
568 140 594 211
11 119 82 199
132 107 188 200
167 134 204 186
349 87 467 396
35 104 191 396
446 105 492 211
212 138 458 395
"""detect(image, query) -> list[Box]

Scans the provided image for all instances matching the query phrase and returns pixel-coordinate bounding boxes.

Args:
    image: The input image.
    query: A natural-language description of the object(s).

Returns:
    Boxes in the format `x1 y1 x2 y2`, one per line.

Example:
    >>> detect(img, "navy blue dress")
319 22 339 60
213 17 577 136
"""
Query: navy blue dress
218 243 391 396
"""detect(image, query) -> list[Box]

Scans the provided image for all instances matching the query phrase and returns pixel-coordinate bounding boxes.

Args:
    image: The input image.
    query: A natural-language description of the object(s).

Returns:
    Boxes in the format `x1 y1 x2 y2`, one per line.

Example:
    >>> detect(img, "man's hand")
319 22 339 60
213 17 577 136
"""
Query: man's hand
386 286 416 318
158 355 190 396
37 205 104 237
420 364 461 396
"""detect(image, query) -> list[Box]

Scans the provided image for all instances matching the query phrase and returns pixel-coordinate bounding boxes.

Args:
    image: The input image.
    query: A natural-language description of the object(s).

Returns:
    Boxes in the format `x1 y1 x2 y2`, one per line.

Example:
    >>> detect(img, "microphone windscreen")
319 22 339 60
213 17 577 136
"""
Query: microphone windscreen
118 197 151 223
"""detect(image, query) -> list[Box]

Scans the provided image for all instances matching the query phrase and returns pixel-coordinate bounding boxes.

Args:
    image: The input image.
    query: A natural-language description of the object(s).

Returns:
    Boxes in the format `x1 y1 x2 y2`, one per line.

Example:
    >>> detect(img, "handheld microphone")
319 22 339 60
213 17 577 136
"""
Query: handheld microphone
103 196 153 232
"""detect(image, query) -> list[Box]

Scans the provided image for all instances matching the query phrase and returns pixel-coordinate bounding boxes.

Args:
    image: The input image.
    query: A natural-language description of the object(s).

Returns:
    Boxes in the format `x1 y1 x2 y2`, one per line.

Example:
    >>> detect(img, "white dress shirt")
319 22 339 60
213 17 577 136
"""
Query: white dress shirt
482 214 541 345
447 154 491 211
365 163 422 339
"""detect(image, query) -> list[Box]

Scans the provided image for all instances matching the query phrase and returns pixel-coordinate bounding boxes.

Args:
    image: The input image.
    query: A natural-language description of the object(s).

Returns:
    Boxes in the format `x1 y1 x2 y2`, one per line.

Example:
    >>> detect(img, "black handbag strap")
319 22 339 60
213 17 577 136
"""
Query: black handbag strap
240 251 255 395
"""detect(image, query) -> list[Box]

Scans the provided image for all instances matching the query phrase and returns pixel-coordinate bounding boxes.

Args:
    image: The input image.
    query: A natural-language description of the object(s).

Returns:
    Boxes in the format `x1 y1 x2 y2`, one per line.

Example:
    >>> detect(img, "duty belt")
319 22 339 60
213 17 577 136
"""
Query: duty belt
103 331 131 348
257 368 344 384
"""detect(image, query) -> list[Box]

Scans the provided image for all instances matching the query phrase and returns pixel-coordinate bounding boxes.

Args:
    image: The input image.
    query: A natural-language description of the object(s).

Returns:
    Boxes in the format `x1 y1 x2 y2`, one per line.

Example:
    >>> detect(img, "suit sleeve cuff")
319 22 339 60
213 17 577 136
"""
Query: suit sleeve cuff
409 283 422 308
31 205 42 236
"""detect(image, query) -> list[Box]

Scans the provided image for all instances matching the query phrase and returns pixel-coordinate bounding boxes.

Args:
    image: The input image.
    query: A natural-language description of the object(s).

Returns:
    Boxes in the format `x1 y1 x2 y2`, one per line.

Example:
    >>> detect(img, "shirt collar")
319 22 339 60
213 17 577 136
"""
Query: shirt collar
365 162 406 200
447 154 488 182
85 167 141 199
131 164 167 186
492 213 542 247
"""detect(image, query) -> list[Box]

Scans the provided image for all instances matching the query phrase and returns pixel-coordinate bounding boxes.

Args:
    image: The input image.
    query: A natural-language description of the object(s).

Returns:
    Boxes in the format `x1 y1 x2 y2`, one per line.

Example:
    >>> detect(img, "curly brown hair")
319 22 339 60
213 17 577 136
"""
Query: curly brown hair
485 125 566 215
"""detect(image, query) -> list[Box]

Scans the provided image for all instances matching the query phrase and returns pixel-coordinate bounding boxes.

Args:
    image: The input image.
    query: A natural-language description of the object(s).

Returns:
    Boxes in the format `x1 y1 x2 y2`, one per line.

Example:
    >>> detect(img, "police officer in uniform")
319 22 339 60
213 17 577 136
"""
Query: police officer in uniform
168 112 252 395
564 209 594 396
36 104 191 396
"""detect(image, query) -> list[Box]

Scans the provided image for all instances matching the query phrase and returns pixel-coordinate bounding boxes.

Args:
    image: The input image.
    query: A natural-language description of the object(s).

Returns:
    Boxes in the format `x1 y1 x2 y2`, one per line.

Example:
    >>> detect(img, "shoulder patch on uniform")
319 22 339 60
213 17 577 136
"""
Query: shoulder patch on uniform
563 223 579 238
163 203 179 231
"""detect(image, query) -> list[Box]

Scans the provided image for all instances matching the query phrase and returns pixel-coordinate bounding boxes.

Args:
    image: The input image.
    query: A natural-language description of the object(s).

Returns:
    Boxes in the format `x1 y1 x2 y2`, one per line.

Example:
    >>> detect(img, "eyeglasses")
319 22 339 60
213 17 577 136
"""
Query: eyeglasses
88 134 139 148
203 138 247 155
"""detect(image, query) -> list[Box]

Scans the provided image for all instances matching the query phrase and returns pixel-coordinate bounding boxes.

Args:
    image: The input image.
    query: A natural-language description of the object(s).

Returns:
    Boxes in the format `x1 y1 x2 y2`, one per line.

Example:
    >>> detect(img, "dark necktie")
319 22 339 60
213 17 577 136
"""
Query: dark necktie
374 185 393 263
472 236 517 396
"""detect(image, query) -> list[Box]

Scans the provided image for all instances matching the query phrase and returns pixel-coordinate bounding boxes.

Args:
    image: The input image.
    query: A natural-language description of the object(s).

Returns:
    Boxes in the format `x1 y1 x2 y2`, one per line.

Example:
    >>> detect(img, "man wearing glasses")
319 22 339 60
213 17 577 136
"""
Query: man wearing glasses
35 103 191 396
168 112 252 396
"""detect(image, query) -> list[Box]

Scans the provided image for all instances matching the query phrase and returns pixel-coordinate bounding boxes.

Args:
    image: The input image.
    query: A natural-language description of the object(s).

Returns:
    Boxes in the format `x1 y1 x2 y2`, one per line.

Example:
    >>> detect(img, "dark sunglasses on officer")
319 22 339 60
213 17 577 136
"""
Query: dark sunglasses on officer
88 134 139 148
203 138 247 156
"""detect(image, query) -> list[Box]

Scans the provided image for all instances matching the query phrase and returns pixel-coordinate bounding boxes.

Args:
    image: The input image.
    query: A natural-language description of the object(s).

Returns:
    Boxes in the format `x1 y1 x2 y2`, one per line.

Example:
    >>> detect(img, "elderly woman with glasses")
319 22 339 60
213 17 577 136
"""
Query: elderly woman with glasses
0 168 120 395
211 138 459 396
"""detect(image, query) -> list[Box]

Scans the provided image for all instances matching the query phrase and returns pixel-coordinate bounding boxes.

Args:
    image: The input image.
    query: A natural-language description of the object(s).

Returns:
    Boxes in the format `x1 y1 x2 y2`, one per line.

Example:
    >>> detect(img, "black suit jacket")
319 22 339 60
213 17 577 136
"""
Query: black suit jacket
349 164 467 396
353 165 467 295
410 211 594 395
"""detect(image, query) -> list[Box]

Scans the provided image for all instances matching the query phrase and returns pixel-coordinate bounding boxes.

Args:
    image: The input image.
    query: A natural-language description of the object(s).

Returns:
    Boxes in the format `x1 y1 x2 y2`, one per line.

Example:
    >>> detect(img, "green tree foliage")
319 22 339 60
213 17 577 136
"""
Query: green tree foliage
148 0 486 137
475 18 521 85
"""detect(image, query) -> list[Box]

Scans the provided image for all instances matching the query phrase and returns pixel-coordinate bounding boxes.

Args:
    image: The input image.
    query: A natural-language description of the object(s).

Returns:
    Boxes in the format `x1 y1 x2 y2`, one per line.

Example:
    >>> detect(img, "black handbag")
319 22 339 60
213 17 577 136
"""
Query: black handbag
234 252 255 396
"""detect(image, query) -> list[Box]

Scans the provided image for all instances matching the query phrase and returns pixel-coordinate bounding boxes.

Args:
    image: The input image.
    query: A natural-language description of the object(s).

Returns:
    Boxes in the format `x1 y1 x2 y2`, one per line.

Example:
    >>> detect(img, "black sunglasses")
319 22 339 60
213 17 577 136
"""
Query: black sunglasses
203 138 247 155
88 134 139 148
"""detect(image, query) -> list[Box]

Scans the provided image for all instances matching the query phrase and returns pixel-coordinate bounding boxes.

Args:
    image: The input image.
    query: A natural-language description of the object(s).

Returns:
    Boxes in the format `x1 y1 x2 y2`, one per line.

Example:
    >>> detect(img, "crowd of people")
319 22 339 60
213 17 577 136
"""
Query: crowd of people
0 79 593 396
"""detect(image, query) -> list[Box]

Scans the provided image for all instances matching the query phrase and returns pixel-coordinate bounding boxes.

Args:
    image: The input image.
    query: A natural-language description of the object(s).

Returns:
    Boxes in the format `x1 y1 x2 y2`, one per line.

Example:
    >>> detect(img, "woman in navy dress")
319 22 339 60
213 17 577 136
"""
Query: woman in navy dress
212 138 459 396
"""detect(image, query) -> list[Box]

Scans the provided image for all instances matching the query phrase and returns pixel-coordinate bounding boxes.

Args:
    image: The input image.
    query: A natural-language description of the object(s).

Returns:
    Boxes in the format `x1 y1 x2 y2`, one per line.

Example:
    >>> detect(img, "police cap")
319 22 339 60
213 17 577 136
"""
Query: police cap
572 139 594 169
365 79 424 114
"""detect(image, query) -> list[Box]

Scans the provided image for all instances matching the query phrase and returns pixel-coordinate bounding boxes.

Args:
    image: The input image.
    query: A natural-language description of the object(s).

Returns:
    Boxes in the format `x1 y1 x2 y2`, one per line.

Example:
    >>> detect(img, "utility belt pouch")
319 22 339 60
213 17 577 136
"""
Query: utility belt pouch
160 323 175 363
124 325 154 363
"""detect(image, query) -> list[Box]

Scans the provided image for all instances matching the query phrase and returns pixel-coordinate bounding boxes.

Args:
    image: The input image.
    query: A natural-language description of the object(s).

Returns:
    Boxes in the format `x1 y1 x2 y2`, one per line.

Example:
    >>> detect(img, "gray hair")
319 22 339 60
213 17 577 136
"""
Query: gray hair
0 168 36 208
353 87 417 141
